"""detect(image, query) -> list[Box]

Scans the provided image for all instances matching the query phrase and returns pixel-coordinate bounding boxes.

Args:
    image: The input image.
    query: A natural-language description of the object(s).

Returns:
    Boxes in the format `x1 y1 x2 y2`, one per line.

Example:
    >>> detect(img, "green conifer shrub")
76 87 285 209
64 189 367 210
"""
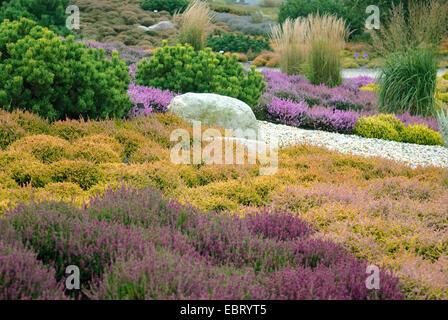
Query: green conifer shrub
0 18 132 121
135 42 266 106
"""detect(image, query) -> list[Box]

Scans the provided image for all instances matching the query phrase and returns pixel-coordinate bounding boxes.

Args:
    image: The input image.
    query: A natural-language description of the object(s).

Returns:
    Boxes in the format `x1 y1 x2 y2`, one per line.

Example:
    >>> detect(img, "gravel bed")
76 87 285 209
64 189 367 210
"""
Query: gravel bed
258 121 448 169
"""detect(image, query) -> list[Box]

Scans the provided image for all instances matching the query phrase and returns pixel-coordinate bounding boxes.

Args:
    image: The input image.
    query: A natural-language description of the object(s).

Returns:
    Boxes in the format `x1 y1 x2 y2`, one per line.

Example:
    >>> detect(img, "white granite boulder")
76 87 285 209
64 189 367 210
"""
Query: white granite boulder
167 93 259 134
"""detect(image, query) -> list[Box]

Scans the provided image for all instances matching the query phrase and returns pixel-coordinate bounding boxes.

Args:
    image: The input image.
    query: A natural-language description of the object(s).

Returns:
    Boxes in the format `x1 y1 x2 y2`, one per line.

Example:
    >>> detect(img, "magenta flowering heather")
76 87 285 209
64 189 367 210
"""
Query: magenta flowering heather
343 76 376 89
259 70 439 133
77 40 151 65
0 222 67 300
129 64 137 79
266 97 309 127
127 83 175 116
396 111 440 132
266 97 362 134
2 186 404 300
261 70 378 113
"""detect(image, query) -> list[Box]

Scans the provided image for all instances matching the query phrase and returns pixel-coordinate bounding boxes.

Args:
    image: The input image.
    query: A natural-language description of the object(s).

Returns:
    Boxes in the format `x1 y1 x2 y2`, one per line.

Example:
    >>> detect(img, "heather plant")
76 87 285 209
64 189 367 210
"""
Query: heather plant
8 135 71 163
0 111 26 149
86 186 403 299
0 108 447 299
4 200 153 284
71 0 179 50
0 186 400 299
135 42 265 106
270 175 448 299
78 41 152 65
305 13 349 87
354 114 444 146
176 0 213 51
71 135 124 164
0 18 132 121
354 114 404 142
270 18 308 76
86 251 264 300
49 160 104 190
260 70 440 131
8 157 52 188
127 83 175 116
265 97 360 134
0 222 67 300
401 124 444 146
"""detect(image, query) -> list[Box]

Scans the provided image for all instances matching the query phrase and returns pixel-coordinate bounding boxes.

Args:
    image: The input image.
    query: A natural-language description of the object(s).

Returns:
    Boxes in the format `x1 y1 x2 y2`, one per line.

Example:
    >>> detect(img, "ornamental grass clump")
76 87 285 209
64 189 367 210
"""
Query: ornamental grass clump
378 48 438 117
176 0 213 51
371 0 448 56
270 17 309 76
372 0 448 117
305 13 349 87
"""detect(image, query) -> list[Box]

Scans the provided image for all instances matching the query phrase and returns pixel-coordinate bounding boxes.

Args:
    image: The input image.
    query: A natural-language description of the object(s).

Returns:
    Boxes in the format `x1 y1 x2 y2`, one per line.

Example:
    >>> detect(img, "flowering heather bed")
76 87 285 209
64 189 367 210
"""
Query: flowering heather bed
77 40 152 65
1 110 447 299
0 186 402 300
127 83 175 116
258 70 440 133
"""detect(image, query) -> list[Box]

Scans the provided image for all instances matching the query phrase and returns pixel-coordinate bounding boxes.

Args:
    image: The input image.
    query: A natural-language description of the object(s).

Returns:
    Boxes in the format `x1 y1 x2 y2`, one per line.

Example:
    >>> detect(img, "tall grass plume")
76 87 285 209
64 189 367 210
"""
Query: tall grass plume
270 17 309 76
176 0 214 51
305 13 349 87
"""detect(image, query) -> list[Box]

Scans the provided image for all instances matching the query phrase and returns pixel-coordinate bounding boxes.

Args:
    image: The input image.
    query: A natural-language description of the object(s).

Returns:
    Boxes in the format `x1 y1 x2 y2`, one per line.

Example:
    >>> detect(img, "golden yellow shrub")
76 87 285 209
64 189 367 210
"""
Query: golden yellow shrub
128 141 170 163
50 160 104 190
8 135 72 163
6 109 50 134
34 182 87 207
9 158 52 188
113 128 148 158
50 118 90 141
0 112 26 149
72 134 124 163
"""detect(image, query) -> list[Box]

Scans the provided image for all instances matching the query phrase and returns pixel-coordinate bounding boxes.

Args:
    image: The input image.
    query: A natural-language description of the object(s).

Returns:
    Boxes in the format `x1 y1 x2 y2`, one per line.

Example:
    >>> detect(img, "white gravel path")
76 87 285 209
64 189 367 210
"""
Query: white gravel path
258 121 448 169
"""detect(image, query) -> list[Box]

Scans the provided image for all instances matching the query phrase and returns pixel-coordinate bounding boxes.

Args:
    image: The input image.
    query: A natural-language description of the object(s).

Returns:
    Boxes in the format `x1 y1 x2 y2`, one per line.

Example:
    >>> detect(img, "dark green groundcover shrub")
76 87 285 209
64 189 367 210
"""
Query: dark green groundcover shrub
278 0 407 38
135 42 266 106
0 18 132 121
206 31 271 55
141 0 189 15
0 0 70 34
